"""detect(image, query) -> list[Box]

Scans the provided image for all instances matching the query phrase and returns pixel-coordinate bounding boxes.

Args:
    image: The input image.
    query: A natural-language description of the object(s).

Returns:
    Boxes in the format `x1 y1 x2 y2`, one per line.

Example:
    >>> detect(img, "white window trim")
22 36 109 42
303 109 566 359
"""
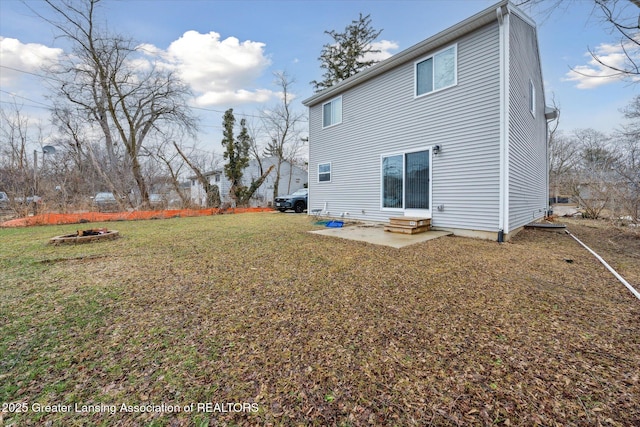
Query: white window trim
318 162 332 183
322 96 342 129
529 79 536 117
380 146 433 214
414 44 458 99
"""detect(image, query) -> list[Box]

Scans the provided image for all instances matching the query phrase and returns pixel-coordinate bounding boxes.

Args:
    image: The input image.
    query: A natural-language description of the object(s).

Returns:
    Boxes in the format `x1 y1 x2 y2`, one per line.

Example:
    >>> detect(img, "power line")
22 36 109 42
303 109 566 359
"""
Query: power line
0 100 51 111
0 65 308 122
0 64 64 83
0 90 51 108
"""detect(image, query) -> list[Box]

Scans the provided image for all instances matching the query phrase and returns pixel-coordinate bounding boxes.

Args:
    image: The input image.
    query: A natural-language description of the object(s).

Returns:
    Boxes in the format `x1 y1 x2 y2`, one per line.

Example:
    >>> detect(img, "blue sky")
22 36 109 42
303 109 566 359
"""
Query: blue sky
1 0 638 154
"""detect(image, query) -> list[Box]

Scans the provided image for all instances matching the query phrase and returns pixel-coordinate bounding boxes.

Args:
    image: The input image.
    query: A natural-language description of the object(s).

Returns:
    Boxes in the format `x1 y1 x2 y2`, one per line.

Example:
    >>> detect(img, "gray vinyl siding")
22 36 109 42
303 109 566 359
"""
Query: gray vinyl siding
308 22 502 231
507 15 548 231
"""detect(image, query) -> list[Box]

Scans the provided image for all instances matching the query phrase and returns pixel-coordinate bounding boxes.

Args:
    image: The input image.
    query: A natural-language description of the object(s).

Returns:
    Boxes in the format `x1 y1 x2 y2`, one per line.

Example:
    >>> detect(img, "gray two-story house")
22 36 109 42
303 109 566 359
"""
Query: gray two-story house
302 0 556 241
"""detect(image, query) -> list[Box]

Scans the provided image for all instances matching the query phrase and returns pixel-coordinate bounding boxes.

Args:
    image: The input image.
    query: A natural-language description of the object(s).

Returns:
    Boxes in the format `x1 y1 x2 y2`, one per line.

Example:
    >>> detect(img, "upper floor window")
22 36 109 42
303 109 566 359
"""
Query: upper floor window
322 96 342 128
415 45 457 97
529 79 536 116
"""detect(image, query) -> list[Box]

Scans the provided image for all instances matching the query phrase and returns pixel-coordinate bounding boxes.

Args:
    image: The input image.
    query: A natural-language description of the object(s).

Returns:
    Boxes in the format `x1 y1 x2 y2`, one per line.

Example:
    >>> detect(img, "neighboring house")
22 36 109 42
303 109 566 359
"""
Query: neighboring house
302 0 557 241
572 171 637 216
190 157 308 207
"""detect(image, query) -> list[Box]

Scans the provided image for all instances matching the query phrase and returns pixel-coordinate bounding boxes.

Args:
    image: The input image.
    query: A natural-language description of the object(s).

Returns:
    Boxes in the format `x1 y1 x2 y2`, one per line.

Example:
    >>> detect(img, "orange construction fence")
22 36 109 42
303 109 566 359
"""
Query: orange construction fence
1 207 274 228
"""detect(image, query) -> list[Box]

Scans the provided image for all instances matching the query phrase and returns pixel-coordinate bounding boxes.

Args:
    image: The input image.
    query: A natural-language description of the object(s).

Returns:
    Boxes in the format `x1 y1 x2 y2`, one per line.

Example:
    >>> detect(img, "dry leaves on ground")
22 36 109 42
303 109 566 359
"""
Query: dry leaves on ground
0 213 638 426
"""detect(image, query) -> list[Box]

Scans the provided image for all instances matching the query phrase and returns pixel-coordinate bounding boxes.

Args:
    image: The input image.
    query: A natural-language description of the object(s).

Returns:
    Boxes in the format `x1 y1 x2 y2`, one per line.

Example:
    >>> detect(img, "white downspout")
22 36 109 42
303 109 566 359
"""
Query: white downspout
497 6 510 239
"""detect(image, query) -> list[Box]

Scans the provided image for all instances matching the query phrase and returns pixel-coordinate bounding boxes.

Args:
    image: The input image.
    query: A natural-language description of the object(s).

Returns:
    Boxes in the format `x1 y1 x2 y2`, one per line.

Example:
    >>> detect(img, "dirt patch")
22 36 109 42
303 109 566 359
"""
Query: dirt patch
36 254 110 264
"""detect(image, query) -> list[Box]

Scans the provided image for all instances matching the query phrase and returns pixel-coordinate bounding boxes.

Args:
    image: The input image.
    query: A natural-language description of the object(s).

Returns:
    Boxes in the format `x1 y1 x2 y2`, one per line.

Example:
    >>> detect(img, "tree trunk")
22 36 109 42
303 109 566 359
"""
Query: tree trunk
272 159 282 201
238 165 275 207
172 141 219 207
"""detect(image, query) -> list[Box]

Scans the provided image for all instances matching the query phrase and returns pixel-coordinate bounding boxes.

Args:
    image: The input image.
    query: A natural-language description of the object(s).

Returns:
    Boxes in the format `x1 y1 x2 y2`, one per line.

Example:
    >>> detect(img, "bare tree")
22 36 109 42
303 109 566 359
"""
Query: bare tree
613 95 640 221
50 105 129 209
172 141 221 208
34 0 197 208
569 128 616 219
0 104 30 171
0 103 36 214
0 102 63 215
587 0 640 80
549 131 580 202
518 0 640 82
244 117 265 175
146 136 190 208
547 98 578 203
262 71 306 200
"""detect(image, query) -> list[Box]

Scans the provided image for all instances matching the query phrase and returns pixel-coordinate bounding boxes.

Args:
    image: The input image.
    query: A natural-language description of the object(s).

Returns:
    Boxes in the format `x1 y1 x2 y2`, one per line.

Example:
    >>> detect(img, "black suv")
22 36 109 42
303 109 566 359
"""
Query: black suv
275 188 308 213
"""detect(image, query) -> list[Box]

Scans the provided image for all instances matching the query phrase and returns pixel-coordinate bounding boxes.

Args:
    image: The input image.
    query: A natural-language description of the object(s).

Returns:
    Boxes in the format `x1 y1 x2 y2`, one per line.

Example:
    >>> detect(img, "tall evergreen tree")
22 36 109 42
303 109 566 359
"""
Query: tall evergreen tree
221 108 274 206
311 13 383 92
222 109 250 205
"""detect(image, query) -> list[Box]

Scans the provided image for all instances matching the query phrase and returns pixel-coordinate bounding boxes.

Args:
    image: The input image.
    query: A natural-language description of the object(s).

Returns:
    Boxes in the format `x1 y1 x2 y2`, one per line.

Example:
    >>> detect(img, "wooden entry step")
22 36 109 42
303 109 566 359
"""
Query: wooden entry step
384 217 431 234
388 217 431 227
384 224 431 234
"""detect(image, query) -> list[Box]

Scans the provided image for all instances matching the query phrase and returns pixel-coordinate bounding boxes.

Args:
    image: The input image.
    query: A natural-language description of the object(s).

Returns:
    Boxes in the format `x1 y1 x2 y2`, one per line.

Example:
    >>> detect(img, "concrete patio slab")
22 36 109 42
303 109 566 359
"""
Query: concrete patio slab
310 223 452 248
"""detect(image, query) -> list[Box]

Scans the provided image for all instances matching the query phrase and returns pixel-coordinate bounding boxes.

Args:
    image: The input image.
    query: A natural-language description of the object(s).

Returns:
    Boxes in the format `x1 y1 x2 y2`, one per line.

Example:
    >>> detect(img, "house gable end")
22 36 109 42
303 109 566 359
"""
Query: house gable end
507 12 549 231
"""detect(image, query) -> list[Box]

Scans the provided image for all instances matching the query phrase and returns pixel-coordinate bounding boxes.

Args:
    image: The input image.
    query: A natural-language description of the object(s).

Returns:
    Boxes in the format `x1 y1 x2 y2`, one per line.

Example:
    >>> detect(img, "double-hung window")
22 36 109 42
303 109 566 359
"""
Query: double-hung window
322 96 342 128
318 162 331 182
415 45 457 97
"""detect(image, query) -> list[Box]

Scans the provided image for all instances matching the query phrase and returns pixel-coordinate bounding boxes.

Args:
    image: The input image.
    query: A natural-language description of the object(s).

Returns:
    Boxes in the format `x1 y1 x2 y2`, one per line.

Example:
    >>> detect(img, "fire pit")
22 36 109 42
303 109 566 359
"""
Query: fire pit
49 228 119 245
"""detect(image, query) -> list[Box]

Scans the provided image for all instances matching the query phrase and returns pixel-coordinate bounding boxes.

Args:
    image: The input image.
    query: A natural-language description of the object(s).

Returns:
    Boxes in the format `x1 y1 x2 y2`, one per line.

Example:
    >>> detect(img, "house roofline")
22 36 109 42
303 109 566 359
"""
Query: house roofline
188 157 306 180
303 0 521 107
187 170 222 181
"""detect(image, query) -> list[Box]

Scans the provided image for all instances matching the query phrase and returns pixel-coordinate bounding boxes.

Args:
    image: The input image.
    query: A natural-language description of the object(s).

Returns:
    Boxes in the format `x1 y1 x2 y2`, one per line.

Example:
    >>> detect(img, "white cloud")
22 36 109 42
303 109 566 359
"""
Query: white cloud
141 30 275 106
195 88 274 106
0 30 275 110
362 39 399 63
0 37 62 87
564 37 640 89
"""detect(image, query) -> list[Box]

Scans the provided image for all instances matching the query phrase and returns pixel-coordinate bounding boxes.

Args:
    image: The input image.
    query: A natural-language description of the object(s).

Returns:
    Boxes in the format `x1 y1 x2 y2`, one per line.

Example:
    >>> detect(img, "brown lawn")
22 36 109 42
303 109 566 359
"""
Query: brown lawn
0 213 638 426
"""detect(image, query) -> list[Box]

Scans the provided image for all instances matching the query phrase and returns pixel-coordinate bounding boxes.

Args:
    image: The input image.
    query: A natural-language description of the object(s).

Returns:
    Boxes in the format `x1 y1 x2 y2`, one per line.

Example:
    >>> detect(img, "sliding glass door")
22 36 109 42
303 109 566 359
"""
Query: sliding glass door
382 148 431 217
405 150 430 210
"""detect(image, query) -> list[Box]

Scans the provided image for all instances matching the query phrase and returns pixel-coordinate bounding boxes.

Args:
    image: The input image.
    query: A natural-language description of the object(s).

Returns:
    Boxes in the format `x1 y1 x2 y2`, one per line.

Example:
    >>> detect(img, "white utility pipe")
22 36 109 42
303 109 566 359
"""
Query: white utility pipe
565 230 640 301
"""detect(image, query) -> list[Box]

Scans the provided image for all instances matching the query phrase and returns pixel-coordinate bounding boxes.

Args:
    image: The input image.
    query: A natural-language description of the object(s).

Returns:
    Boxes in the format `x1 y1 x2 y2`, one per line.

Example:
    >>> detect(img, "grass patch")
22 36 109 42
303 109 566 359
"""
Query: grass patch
1 212 639 426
